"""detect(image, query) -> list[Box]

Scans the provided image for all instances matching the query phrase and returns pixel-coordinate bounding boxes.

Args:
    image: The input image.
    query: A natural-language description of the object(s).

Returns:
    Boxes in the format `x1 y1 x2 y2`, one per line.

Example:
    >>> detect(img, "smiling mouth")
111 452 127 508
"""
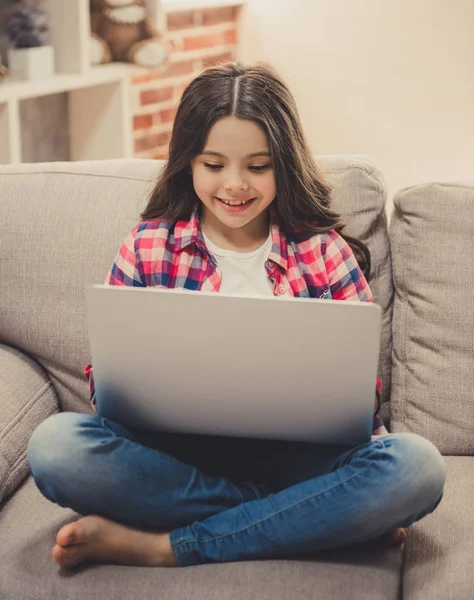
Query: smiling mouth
216 197 256 206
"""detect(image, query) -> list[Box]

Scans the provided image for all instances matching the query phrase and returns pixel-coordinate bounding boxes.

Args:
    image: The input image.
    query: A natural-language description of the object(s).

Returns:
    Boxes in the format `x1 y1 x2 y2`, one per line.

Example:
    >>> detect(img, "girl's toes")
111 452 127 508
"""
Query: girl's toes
52 544 87 568
56 522 85 547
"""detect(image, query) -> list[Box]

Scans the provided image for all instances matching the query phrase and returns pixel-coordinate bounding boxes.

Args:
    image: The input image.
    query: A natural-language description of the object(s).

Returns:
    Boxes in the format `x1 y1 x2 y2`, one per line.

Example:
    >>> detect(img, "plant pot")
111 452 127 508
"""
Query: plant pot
8 45 55 81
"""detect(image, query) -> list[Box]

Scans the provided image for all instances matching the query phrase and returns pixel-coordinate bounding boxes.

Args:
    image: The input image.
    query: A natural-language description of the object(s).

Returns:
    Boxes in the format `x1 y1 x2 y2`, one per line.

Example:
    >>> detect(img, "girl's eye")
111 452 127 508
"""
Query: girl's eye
203 163 270 173
249 165 270 172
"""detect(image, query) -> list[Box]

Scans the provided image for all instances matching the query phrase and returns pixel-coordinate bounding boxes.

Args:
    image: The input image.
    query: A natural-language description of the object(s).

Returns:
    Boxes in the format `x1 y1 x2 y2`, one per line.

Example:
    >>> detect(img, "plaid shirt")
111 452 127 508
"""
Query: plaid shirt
85 206 388 436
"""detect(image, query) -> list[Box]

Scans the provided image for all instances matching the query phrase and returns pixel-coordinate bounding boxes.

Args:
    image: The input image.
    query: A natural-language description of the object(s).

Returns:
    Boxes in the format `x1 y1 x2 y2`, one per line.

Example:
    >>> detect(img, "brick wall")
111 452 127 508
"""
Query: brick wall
131 5 240 160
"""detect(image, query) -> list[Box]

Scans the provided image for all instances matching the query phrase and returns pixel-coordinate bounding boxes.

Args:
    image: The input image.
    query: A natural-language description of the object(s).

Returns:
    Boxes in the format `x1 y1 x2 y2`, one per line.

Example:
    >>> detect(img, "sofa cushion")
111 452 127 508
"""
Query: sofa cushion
402 456 474 600
318 155 393 423
390 182 474 454
0 160 159 414
0 345 59 503
0 157 392 417
0 475 402 600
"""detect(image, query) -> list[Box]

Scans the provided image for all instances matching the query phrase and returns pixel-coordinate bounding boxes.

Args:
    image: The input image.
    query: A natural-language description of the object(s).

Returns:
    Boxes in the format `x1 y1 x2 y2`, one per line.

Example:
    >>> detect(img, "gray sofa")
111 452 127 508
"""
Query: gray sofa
0 156 472 600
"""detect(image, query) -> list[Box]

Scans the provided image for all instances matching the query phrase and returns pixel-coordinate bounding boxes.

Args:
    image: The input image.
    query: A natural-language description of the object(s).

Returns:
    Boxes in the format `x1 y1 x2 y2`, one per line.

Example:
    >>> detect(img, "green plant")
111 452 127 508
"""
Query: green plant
4 1 49 49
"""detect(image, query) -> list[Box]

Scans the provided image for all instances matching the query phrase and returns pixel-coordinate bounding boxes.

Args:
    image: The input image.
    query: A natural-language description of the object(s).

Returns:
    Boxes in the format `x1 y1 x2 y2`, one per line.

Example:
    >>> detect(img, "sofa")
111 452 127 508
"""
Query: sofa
0 156 472 600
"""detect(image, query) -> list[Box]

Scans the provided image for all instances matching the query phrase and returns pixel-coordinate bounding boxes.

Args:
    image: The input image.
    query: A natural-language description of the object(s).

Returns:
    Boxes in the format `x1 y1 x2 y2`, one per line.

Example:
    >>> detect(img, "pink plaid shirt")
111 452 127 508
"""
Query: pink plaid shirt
85 205 388 436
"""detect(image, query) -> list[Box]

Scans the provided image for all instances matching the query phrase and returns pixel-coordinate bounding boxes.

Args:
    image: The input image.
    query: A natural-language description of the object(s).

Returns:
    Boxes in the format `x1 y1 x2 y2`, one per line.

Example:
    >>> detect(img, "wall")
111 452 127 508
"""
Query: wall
20 94 69 162
238 0 474 214
131 5 238 160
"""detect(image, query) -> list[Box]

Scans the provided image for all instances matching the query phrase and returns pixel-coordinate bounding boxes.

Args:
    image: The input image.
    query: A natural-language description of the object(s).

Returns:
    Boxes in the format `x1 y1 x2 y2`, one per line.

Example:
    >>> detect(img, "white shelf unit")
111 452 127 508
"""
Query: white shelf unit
0 0 163 164
0 0 241 164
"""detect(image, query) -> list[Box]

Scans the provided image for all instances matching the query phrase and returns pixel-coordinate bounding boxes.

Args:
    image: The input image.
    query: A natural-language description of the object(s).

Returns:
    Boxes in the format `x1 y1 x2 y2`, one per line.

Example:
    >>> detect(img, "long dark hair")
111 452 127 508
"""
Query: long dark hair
141 62 371 278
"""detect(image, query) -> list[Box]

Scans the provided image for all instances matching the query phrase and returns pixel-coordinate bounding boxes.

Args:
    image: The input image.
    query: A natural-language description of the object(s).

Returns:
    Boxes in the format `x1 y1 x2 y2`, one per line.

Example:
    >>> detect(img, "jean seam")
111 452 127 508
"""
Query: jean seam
170 528 185 548
172 440 384 549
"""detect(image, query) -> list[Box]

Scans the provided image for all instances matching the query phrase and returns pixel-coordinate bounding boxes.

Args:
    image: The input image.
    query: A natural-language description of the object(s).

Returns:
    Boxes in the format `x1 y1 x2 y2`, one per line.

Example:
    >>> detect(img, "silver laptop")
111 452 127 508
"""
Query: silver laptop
86 285 382 446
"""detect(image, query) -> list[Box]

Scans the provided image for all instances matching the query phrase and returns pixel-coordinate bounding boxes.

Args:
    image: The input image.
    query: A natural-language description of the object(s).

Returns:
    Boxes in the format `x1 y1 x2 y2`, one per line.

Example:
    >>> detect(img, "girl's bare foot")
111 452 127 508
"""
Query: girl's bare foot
52 515 180 569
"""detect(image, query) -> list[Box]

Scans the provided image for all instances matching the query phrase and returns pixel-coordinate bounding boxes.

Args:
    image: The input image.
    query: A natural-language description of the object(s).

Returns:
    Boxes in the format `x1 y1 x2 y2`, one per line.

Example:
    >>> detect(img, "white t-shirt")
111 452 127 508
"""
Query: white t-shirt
202 232 274 296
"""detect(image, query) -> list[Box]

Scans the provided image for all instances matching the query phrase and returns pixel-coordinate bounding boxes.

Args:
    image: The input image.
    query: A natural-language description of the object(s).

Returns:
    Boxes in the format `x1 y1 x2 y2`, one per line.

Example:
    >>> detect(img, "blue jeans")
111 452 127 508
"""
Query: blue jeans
27 412 446 566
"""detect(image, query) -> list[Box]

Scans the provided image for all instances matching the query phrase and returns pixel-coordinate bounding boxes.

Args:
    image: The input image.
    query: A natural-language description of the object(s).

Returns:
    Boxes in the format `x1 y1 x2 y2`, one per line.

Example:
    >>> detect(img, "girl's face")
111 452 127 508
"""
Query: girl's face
191 116 277 237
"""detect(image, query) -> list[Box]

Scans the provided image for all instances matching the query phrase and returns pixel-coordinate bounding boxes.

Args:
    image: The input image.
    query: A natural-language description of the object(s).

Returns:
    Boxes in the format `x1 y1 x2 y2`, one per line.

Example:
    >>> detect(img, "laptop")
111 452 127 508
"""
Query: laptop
85 285 382 446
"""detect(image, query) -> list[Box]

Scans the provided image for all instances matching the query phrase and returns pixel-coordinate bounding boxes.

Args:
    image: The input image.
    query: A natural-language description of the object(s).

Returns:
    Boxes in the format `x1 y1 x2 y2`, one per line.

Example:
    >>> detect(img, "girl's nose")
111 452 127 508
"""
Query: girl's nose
224 177 249 192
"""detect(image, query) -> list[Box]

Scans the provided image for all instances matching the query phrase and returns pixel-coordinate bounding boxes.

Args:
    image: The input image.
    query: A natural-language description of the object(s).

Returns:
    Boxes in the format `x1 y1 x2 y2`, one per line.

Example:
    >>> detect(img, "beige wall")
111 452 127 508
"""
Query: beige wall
238 0 474 215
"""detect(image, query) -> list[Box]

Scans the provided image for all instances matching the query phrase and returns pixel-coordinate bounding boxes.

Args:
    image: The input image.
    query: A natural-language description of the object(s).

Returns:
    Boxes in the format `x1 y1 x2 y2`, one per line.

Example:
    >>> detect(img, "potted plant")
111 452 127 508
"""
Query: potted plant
4 1 54 81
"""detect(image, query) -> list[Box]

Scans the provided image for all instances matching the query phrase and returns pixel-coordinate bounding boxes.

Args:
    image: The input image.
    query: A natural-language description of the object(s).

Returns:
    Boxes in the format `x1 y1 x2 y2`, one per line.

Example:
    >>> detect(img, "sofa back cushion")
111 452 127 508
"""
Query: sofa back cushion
318 156 393 423
0 160 158 414
0 157 392 417
390 182 474 455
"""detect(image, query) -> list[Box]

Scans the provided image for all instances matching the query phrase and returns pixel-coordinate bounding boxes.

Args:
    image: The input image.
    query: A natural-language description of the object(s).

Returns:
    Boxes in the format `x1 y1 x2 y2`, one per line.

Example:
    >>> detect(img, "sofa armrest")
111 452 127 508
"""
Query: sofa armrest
0 344 59 504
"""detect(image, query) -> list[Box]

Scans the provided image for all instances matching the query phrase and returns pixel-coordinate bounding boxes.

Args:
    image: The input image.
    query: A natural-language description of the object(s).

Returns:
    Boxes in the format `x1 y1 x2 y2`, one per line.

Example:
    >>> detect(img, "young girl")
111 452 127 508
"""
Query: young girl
27 62 446 570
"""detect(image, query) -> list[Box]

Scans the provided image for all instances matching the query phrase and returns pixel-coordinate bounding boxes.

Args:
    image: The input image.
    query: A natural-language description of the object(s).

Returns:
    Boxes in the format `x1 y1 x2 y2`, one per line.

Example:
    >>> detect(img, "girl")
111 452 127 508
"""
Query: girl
27 62 446 569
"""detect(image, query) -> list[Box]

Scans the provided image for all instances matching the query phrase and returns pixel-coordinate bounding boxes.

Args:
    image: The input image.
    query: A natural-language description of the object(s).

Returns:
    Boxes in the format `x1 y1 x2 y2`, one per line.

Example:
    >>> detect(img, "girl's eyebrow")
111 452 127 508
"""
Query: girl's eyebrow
201 151 271 158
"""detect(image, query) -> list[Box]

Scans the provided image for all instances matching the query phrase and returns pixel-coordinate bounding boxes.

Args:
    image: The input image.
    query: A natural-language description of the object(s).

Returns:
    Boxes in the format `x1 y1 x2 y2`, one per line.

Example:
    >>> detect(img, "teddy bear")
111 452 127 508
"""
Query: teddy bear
89 0 169 69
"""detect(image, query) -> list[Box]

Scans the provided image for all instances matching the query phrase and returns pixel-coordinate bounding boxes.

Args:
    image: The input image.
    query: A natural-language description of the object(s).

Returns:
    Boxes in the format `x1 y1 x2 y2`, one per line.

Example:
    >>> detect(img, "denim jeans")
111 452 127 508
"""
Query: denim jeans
27 412 447 566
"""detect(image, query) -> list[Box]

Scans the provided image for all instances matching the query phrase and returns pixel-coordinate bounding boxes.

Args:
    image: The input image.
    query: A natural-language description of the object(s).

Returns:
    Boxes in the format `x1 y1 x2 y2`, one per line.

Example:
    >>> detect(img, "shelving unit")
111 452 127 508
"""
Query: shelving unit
0 0 241 164
0 0 160 164
0 100 20 163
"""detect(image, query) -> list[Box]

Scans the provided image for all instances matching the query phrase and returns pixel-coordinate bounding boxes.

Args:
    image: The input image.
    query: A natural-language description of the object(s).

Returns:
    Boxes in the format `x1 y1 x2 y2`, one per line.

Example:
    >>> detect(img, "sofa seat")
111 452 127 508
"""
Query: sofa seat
402 456 474 600
0 475 403 600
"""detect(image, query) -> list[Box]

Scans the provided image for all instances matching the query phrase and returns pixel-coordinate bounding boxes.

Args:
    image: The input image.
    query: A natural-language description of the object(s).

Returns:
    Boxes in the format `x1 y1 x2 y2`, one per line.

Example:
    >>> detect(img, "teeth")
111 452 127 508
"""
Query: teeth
219 198 252 206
